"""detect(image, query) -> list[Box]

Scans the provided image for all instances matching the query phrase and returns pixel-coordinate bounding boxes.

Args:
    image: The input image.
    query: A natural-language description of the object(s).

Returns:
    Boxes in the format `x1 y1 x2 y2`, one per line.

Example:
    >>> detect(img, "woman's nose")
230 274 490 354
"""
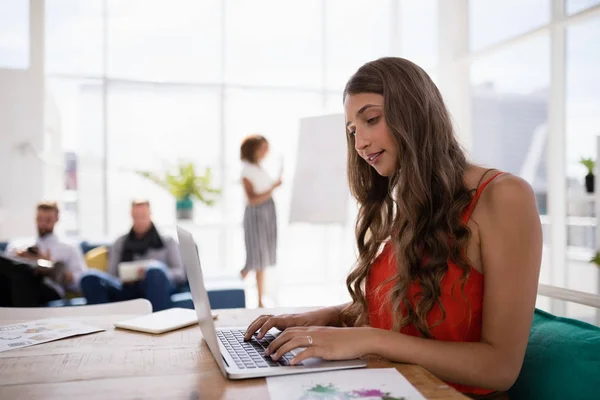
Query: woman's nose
354 131 370 151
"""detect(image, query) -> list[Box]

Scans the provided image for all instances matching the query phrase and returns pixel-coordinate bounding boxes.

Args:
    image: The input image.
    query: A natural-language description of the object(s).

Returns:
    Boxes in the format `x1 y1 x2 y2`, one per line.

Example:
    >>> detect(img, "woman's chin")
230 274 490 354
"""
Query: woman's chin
374 165 393 177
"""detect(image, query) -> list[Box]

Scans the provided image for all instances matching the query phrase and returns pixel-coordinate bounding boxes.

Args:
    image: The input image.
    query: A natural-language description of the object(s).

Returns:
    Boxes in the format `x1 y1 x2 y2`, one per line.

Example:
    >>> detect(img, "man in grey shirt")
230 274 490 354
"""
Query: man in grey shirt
79 200 186 311
1 201 87 306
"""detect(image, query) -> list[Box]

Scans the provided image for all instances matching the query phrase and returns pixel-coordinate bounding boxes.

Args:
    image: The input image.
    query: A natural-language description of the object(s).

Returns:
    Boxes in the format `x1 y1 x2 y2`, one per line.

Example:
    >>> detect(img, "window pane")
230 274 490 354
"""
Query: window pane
470 36 550 193
565 17 600 296
46 78 105 238
0 0 29 69
469 0 550 51
567 0 600 14
107 84 221 236
225 0 322 87
325 0 393 90
400 0 438 69
45 0 103 75
107 0 221 82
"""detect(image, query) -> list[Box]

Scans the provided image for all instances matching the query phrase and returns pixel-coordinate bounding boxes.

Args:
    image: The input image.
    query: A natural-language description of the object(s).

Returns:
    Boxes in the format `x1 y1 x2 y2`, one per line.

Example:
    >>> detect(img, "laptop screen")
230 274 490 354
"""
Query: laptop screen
176 226 227 375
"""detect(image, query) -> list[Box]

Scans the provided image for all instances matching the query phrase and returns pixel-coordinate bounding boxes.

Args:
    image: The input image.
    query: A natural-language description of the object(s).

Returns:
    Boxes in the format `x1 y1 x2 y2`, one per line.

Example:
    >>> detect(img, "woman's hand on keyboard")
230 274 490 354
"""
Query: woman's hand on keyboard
244 308 338 341
264 326 374 365
244 314 307 341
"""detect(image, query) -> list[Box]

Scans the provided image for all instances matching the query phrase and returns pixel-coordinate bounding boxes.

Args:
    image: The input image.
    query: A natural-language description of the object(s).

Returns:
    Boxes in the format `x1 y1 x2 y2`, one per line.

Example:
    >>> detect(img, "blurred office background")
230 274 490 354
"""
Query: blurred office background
1 0 599 321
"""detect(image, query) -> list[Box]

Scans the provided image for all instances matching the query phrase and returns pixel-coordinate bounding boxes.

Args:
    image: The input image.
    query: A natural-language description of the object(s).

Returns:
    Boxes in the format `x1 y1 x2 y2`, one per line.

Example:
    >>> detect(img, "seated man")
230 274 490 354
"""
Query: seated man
0 201 87 307
80 200 186 311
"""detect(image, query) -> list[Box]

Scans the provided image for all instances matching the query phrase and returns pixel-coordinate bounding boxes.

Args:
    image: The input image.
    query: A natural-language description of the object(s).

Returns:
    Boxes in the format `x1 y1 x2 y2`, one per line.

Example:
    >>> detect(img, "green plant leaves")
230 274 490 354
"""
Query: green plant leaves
135 161 221 206
580 157 596 175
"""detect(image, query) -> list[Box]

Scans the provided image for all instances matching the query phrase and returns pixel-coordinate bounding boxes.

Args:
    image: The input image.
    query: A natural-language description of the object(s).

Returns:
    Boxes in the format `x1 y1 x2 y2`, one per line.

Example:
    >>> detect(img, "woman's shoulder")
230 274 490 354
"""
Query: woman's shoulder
476 172 538 222
481 173 535 203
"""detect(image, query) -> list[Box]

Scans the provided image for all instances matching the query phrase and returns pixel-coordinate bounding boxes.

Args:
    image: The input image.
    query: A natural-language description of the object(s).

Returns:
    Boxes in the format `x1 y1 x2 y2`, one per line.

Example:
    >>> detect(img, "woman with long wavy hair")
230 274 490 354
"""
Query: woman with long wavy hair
244 57 542 398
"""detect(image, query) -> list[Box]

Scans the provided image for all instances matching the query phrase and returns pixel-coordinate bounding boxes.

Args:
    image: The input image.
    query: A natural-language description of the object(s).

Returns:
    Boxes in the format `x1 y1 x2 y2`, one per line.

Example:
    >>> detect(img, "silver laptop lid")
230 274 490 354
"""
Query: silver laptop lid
176 226 227 376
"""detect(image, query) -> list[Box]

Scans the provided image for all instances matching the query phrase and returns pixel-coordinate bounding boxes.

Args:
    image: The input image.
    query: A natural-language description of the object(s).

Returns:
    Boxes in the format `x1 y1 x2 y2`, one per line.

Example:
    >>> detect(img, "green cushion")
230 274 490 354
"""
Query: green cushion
509 308 600 400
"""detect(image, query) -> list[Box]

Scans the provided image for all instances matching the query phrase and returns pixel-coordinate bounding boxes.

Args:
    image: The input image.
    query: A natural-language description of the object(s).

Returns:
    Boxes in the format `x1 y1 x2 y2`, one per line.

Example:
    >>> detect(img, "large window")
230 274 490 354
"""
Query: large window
44 0 399 307
42 1 600 313
470 35 550 203
466 0 600 324
563 16 600 322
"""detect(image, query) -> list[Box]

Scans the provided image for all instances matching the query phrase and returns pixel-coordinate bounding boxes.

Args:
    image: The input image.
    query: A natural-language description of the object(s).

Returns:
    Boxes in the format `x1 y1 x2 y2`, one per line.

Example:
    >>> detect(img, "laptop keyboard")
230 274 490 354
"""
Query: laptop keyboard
216 329 302 369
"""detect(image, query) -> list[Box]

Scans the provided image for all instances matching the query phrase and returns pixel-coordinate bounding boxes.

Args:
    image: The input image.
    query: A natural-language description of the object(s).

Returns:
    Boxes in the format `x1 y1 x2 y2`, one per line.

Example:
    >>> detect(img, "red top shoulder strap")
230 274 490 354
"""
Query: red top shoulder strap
463 171 505 222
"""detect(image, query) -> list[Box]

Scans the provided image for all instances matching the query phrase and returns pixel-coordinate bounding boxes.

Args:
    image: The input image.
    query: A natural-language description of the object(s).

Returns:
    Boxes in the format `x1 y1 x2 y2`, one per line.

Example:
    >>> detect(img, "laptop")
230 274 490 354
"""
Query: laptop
176 226 367 379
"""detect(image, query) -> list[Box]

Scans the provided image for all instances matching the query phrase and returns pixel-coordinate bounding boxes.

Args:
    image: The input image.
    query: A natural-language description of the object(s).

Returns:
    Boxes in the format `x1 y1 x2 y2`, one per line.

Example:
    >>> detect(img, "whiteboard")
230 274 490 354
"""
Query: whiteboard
289 114 350 224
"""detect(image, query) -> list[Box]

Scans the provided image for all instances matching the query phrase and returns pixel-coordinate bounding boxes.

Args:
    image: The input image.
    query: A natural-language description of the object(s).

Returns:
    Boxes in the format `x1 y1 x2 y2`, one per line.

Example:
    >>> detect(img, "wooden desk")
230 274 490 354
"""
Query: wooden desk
0 308 466 399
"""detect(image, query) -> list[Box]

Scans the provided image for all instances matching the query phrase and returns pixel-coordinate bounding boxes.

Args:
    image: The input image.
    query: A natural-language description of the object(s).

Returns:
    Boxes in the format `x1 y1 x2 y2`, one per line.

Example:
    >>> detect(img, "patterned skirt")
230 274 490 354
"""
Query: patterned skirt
243 198 277 271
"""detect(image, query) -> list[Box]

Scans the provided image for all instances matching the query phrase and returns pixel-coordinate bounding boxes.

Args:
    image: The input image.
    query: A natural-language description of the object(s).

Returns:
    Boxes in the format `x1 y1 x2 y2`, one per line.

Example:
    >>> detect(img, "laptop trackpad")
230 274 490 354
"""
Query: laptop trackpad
300 357 329 368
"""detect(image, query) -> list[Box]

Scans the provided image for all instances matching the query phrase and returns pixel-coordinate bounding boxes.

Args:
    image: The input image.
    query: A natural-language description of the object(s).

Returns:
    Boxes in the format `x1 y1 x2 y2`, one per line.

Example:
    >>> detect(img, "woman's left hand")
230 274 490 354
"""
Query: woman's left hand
264 326 375 365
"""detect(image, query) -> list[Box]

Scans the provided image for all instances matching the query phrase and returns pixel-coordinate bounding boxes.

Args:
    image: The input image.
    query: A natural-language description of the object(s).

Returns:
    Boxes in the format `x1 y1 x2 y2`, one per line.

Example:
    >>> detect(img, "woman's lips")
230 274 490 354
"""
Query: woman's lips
367 151 384 163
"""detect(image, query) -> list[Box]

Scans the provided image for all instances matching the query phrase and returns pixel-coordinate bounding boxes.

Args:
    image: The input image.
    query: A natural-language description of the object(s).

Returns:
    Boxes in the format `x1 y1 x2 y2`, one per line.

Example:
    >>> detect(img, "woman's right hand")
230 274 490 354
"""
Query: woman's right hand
244 307 341 341
272 178 282 189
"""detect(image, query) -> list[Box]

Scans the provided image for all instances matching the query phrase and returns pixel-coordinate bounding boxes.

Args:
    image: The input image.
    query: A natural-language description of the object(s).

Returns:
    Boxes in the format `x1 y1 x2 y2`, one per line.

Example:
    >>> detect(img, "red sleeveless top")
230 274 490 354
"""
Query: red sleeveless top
366 172 504 396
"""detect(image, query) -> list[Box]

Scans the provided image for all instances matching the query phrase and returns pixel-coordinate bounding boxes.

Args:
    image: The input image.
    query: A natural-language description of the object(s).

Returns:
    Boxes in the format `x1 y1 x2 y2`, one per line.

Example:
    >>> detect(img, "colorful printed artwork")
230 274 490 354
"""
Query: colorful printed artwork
298 384 405 400
267 369 425 400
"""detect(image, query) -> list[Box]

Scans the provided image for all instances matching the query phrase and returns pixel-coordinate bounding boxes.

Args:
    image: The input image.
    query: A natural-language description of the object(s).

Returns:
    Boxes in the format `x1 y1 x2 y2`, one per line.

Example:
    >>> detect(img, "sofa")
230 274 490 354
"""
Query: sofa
0 241 245 310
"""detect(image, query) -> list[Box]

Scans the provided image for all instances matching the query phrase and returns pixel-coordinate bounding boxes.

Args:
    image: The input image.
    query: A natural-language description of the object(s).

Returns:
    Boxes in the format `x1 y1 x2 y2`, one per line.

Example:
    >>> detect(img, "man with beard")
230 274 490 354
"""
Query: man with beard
80 200 185 311
0 201 87 306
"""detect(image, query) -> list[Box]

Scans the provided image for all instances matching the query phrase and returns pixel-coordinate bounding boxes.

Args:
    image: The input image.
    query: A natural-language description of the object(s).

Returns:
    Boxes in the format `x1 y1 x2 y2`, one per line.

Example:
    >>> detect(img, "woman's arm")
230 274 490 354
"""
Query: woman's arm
370 176 542 390
270 176 542 392
242 177 281 206
313 302 350 327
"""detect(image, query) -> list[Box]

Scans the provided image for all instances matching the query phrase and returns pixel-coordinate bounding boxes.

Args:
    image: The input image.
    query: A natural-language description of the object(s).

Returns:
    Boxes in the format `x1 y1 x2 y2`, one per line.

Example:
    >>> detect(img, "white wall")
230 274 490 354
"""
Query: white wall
0 0 46 240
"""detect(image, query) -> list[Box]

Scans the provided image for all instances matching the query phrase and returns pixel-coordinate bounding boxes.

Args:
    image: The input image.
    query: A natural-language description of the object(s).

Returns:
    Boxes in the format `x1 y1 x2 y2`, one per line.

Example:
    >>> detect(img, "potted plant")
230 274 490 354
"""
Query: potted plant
137 162 220 220
580 157 595 193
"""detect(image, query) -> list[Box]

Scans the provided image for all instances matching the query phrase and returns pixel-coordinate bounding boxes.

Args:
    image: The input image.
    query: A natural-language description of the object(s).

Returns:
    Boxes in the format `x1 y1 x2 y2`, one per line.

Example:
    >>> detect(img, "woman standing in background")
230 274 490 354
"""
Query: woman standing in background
240 135 281 308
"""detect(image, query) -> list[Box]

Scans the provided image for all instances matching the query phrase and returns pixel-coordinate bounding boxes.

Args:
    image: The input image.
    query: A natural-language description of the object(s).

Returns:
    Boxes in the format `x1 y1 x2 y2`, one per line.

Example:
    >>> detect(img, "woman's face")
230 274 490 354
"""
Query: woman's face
344 93 398 177
257 141 269 162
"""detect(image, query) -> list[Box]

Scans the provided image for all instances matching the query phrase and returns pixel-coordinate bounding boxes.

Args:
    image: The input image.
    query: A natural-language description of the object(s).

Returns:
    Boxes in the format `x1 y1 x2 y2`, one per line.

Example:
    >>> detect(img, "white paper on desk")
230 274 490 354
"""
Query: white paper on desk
0 318 104 352
267 368 425 400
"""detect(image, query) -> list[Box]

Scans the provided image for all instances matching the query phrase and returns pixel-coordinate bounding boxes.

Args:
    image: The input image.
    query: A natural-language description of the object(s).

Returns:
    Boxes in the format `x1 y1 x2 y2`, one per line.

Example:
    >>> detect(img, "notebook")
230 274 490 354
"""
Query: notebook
118 260 156 283
114 308 217 334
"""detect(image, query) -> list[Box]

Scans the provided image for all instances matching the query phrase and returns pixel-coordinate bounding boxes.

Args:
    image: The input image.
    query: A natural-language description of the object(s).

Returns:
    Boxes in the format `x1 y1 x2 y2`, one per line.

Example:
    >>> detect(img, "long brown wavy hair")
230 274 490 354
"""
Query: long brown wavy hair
340 57 474 338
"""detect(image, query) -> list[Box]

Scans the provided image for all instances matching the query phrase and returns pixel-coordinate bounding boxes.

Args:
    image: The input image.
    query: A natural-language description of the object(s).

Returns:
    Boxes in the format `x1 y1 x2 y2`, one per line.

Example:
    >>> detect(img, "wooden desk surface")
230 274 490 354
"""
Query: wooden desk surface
0 307 466 399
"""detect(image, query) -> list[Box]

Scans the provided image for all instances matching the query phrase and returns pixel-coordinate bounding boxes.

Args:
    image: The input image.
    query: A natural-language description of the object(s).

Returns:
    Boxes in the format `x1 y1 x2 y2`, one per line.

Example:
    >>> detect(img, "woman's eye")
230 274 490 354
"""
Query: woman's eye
366 116 379 125
348 130 356 137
